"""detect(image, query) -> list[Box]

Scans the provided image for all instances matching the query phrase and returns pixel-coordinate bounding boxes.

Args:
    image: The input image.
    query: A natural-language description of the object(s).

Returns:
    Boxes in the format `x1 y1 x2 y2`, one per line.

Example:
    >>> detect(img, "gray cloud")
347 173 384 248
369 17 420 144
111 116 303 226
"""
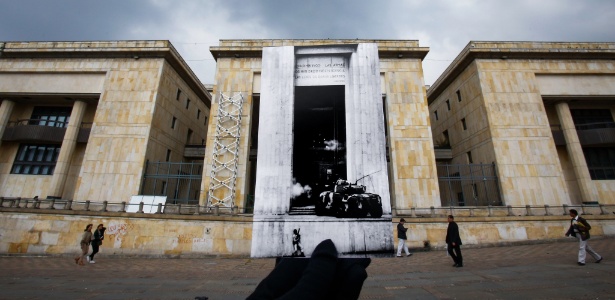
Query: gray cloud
1 0 614 85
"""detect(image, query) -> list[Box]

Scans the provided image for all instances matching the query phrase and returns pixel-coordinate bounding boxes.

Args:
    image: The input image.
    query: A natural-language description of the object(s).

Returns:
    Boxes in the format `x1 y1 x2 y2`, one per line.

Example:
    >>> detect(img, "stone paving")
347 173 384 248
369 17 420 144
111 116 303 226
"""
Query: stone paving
1 238 614 299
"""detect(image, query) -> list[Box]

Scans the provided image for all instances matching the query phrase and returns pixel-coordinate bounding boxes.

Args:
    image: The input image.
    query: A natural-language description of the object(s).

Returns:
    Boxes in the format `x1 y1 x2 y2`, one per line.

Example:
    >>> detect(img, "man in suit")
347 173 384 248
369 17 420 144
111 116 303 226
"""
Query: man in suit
446 215 463 267
565 209 603 266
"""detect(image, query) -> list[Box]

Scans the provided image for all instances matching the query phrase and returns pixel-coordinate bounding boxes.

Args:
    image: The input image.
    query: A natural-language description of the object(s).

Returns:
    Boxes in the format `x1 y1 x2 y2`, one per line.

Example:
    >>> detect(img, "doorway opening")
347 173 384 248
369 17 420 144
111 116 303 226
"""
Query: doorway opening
292 85 346 209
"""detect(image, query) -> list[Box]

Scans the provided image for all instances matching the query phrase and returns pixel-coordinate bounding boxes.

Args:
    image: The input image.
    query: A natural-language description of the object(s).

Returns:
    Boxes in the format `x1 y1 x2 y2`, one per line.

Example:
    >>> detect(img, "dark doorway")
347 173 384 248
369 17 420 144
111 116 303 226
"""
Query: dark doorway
292 86 346 208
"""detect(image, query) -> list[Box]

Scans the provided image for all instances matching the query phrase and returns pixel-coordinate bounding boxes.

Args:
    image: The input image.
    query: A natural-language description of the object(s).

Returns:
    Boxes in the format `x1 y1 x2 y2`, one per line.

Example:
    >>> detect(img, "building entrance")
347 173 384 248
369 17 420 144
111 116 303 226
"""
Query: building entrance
291 85 346 209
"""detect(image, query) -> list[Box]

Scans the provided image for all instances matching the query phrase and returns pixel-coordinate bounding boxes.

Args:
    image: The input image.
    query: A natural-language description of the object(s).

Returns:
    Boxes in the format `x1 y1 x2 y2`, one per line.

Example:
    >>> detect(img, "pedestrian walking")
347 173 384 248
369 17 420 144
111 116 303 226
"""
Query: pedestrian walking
565 209 603 266
446 215 463 267
89 224 106 264
396 218 412 257
74 224 92 266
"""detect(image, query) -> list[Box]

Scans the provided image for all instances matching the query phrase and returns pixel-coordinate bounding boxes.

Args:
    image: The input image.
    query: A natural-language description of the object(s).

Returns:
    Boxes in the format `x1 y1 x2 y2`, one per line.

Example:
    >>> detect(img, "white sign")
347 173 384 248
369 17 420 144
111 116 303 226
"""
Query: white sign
295 56 348 86
127 195 167 213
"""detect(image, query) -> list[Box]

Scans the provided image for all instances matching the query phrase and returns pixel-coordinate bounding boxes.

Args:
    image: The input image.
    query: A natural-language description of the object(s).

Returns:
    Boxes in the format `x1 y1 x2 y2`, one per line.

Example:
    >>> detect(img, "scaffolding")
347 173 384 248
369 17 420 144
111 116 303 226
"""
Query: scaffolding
207 92 244 208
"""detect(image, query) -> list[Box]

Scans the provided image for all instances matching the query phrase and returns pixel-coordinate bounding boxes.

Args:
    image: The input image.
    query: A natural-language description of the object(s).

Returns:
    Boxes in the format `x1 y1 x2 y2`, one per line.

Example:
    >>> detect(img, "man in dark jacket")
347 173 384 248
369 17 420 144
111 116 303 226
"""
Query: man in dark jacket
565 209 603 266
445 215 463 267
396 218 412 257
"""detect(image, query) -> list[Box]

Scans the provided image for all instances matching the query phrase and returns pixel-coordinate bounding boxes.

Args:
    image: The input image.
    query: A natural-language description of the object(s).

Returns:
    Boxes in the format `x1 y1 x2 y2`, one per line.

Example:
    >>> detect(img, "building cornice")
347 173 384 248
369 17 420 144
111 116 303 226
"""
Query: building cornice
427 41 615 103
210 39 429 60
0 40 211 107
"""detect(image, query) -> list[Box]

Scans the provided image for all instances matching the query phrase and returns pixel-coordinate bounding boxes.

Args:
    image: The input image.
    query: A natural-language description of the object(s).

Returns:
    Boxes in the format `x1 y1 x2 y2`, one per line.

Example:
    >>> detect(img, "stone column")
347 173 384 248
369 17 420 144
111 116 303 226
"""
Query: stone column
0 99 16 148
48 100 87 199
555 101 599 204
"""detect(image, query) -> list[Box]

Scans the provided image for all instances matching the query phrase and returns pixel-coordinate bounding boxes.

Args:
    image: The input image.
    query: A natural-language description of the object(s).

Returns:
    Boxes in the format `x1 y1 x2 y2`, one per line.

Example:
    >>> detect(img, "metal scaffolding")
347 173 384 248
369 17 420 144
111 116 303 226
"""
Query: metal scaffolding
207 92 244 208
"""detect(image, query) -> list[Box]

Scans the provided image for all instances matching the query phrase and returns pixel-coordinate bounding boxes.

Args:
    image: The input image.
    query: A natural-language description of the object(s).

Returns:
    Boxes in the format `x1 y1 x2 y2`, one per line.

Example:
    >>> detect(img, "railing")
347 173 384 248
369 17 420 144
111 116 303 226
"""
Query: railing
551 122 615 146
1 119 92 143
394 204 615 218
0 197 242 216
2 196 614 218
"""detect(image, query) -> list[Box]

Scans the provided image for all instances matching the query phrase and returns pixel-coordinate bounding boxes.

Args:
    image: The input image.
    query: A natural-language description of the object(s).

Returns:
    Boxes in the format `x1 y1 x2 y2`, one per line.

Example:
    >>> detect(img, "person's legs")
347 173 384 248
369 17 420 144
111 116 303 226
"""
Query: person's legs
453 245 463 266
447 244 458 265
397 239 406 256
403 242 411 256
585 242 601 261
577 236 587 264
78 244 88 265
90 243 99 261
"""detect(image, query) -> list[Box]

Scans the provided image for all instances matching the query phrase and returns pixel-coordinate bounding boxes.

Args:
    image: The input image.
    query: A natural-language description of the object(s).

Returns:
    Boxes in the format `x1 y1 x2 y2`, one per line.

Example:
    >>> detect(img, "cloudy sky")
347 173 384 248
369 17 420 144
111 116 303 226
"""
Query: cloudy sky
1 0 614 85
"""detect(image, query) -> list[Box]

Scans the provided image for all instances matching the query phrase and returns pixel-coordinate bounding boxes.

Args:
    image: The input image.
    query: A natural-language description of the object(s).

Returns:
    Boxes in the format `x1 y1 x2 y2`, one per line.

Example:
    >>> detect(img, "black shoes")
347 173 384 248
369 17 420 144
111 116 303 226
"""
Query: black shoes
453 263 463 267
596 257 603 263
577 262 585 266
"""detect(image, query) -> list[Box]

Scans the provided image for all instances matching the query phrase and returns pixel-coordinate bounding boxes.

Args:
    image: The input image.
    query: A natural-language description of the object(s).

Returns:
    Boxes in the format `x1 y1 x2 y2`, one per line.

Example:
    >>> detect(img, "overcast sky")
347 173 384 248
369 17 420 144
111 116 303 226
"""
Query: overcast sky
1 0 614 85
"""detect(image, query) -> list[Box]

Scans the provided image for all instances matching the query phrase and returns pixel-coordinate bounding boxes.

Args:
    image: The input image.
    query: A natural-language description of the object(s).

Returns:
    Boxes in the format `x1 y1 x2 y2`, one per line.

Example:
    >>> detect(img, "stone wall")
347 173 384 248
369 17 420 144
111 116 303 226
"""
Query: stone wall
0 209 252 257
428 43 615 207
1 209 613 257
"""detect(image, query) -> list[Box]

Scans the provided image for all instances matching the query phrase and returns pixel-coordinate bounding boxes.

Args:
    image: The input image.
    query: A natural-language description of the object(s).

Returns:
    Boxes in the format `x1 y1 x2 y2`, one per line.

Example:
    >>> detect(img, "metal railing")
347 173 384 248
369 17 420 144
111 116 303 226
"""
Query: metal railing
3 196 614 218
0 197 242 216
140 161 204 205
2 119 92 143
395 203 615 218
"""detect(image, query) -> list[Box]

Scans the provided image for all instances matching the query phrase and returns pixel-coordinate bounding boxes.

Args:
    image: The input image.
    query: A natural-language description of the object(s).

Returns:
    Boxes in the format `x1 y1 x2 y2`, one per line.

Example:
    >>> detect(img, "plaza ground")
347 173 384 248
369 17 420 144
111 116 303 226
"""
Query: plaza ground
1 237 614 299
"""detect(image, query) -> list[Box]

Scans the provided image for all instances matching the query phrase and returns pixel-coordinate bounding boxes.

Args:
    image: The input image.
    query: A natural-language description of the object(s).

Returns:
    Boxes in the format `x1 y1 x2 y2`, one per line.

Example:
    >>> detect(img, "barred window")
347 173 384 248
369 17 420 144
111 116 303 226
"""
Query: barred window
29 107 71 128
11 144 61 175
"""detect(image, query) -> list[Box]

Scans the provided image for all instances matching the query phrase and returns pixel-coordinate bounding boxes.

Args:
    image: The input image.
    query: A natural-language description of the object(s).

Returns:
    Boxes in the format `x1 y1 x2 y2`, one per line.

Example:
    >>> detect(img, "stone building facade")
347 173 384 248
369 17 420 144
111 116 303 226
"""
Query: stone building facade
427 41 615 207
204 39 440 215
0 41 211 202
1 39 614 257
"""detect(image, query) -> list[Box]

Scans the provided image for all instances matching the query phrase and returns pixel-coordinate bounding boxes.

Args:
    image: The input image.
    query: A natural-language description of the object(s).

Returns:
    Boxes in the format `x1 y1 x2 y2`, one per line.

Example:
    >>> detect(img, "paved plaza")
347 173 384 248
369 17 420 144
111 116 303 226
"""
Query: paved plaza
1 237 614 299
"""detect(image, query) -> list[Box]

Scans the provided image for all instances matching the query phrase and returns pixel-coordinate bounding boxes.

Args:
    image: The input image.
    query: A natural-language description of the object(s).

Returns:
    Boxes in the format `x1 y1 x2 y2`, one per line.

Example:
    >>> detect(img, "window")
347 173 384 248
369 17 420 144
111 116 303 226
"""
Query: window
204 116 208 126
571 109 614 130
11 144 61 175
434 110 438 121
582 147 615 180
176 89 182 101
442 130 449 146
446 99 451 111
461 118 467 130
30 107 71 128
197 109 201 120
166 149 171 162
467 151 473 163
186 99 191 109
172 117 177 129
456 90 462 102
187 129 193 143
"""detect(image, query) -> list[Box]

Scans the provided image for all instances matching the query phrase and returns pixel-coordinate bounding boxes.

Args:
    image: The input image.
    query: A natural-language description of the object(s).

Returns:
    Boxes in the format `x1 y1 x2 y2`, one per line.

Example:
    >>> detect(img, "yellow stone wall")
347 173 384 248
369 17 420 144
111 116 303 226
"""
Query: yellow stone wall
381 58 440 209
430 54 615 206
393 216 615 250
1 210 613 256
0 211 252 256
